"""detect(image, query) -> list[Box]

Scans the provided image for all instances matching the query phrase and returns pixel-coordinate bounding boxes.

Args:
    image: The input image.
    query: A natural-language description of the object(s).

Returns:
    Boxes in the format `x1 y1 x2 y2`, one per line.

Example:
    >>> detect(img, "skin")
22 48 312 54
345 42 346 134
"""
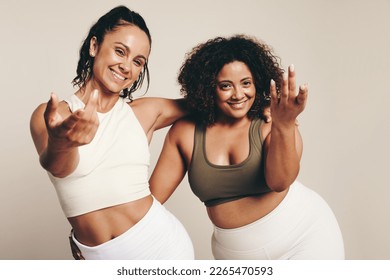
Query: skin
149 61 308 229
30 24 187 246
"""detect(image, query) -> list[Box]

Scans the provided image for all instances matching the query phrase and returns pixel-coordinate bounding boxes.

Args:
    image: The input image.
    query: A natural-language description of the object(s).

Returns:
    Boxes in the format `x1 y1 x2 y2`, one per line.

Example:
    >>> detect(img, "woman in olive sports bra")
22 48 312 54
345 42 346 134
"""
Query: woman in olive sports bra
150 35 344 259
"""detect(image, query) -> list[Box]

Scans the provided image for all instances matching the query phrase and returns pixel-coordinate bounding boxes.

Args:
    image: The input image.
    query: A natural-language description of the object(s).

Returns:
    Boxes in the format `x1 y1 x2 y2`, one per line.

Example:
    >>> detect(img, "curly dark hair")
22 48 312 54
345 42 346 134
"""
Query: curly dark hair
178 34 284 125
72 5 152 100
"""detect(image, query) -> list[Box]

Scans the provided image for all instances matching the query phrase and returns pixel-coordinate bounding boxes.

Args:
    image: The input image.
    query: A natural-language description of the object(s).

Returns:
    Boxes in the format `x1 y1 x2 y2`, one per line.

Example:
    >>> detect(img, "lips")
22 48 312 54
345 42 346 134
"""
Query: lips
227 99 248 109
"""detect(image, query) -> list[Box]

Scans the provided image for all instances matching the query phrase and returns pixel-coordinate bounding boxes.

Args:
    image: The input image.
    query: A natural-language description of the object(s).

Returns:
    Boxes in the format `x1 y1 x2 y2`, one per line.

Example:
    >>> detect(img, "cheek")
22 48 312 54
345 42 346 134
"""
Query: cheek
134 68 143 79
215 90 230 101
99 49 121 64
214 96 226 110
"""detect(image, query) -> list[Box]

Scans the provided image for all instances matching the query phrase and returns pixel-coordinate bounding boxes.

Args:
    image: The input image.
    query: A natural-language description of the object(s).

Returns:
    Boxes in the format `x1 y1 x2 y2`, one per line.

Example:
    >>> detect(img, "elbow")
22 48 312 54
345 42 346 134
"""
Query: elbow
265 175 297 192
39 157 53 175
39 157 71 178
265 165 299 192
267 182 291 192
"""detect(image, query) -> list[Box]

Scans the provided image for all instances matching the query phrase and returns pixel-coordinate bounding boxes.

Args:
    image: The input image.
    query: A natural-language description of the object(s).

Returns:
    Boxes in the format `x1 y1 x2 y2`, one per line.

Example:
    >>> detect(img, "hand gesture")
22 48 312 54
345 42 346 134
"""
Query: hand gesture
44 90 99 150
270 65 308 127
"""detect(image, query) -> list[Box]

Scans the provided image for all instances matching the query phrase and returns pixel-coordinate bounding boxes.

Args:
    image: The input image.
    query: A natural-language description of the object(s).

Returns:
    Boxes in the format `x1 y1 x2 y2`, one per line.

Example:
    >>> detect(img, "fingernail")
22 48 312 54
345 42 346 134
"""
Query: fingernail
289 64 295 72
270 79 275 86
283 72 288 80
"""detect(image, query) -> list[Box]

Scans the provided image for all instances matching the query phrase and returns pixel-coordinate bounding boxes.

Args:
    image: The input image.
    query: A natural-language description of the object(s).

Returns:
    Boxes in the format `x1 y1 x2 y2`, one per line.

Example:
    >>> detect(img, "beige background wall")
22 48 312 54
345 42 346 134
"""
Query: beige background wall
0 0 389 259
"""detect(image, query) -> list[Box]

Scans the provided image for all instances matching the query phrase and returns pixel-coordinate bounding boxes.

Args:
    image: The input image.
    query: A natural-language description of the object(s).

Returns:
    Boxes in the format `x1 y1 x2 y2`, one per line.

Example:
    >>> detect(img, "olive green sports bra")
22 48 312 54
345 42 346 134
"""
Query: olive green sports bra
188 118 272 207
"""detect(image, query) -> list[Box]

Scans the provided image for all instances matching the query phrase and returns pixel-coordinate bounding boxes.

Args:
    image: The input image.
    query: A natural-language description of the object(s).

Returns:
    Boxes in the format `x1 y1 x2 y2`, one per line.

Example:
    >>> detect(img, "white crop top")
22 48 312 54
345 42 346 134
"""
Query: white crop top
48 95 151 217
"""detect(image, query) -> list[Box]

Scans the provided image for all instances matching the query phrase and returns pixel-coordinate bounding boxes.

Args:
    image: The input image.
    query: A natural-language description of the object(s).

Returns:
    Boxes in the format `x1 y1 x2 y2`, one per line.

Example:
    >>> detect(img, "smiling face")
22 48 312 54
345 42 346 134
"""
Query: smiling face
89 24 150 95
215 61 256 122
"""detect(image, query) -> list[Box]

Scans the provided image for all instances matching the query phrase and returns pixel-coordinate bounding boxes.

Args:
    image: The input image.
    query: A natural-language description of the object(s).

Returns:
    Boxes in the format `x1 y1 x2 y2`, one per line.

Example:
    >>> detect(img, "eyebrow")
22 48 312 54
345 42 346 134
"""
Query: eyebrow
218 77 252 83
115 42 147 62
240 77 253 82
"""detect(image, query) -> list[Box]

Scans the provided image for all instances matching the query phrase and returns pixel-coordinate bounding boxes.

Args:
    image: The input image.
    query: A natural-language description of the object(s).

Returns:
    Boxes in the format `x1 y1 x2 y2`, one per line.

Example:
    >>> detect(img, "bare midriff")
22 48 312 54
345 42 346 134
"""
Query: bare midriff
68 195 153 246
206 189 288 229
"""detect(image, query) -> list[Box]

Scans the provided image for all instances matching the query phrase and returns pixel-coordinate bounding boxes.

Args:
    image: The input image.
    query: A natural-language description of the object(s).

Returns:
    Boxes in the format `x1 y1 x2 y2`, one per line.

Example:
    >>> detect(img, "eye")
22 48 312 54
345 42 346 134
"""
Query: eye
134 59 144 67
115 48 125 56
242 80 252 87
219 83 232 90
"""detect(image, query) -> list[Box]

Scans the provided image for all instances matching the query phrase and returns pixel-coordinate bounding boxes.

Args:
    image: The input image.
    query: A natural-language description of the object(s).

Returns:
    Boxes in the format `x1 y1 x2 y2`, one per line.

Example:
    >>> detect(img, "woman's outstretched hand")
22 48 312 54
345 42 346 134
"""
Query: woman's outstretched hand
270 65 308 127
44 89 100 150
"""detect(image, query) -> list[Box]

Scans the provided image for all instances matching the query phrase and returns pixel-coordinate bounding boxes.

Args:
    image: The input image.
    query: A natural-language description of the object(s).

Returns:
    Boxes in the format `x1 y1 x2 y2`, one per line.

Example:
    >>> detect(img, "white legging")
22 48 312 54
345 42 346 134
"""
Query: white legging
212 181 345 260
72 197 194 260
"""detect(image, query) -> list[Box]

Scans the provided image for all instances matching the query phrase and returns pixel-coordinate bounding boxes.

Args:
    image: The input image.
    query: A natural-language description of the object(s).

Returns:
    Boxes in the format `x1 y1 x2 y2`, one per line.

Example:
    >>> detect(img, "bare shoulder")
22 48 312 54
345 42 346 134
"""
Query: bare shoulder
168 118 196 162
31 101 70 122
129 97 186 133
170 117 196 135
128 96 152 107
31 102 47 122
167 117 196 147
30 103 49 154
129 97 162 116
129 97 177 110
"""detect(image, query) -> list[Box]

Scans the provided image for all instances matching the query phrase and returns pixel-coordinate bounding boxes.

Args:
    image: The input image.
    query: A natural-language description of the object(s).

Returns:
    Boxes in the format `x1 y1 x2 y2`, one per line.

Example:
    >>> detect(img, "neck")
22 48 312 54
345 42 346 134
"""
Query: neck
215 115 251 128
76 83 120 113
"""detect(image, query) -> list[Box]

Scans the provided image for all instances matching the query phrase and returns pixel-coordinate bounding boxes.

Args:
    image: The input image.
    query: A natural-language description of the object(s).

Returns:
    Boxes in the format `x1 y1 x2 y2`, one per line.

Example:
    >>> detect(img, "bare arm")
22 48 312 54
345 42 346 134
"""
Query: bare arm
149 121 190 203
30 91 99 178
130 97 188 142
263 65 308 192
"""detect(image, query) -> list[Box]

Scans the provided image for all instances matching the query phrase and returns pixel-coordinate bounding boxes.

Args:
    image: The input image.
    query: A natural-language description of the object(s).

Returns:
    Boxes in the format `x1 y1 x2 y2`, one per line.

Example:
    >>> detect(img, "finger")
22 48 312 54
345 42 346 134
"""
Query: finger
270 79 278 106
45 93 58 114
288 64 296 98
84 89 99 115
296 84 308 106
280 72 289 104
84 90 99 136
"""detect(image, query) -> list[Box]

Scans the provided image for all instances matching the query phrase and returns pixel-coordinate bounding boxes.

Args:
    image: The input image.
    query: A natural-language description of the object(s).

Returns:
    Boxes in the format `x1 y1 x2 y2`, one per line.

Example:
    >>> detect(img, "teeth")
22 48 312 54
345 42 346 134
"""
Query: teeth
230 103 244 108
111 70 126 81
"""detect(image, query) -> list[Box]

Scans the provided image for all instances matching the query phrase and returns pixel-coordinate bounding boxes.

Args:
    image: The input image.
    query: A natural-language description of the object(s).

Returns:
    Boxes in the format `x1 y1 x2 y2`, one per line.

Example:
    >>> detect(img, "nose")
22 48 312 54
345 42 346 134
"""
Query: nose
232 86 245 99
119 60 132 74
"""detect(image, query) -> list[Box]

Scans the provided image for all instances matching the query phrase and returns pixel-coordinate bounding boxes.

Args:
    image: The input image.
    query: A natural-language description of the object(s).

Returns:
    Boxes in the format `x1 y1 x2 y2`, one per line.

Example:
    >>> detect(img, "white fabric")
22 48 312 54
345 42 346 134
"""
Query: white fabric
49 95 151 217
212 181 345 260
72 197 195 259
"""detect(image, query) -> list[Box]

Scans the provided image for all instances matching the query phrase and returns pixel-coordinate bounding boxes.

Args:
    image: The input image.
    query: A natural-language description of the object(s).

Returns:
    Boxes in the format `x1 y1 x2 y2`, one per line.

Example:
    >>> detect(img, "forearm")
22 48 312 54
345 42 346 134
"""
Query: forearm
40 142 79 178
265 123 300 192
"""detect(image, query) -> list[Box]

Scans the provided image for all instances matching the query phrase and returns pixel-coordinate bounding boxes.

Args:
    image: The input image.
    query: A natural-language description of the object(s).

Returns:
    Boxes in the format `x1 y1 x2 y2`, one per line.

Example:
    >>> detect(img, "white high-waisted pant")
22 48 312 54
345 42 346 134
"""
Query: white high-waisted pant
212 181 344 260
72 197 194 260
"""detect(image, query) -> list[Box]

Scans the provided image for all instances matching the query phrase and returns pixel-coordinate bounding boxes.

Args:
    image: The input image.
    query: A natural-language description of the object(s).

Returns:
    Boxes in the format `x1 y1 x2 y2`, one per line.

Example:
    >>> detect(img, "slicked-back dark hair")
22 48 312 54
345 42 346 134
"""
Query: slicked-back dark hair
72 5 151 100
178 34 283 125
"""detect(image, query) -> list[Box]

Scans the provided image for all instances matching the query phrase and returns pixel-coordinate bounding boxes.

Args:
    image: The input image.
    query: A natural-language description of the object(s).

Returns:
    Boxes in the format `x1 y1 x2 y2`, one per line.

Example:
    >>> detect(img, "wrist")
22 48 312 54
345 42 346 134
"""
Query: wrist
47 137 76 154
271 120 297 132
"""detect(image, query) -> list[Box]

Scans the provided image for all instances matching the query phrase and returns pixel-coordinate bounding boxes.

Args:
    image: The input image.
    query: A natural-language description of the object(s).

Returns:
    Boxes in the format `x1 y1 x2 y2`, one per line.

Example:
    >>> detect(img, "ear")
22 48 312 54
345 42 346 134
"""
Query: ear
89 36 98 57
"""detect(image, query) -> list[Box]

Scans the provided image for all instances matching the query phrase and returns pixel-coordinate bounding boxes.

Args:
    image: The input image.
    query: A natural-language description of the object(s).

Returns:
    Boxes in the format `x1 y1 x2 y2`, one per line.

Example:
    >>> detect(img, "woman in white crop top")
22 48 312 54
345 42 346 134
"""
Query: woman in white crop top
30 6 194 260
